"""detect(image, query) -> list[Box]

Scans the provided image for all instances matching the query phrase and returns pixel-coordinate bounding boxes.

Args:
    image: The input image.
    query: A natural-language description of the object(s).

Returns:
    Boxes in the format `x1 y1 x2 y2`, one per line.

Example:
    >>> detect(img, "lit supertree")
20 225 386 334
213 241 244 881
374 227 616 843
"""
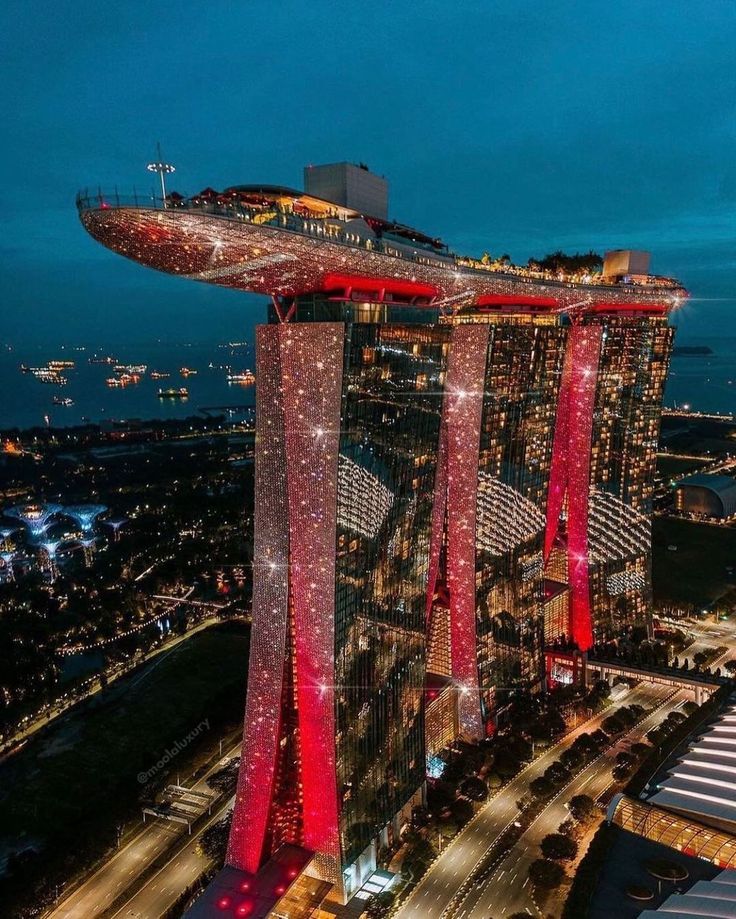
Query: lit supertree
39 540 62 580
0 526 17 549
5 504 64 540
63 504 108 534
77 536 97 567
104 518 127 541
0 551 14 583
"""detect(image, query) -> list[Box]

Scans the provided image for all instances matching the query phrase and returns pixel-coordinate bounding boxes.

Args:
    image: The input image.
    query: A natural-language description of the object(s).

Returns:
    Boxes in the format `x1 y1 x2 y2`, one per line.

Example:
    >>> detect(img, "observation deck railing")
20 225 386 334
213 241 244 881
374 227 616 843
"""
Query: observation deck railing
76 189 684 295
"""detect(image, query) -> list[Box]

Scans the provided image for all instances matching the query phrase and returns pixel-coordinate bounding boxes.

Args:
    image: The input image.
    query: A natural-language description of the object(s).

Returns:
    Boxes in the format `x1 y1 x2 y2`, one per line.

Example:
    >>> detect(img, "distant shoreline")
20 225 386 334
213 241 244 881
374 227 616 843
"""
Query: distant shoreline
672 345 713 356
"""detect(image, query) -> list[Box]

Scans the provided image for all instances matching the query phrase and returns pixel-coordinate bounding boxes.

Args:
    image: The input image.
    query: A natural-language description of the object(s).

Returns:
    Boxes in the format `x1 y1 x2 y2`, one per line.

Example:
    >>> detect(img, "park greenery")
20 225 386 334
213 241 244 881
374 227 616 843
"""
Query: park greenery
541 832 578 861
528 250 603 274
561 822 613 918
526 702 650 804
528 857 566 889
0 421 254 739
0 621 249 917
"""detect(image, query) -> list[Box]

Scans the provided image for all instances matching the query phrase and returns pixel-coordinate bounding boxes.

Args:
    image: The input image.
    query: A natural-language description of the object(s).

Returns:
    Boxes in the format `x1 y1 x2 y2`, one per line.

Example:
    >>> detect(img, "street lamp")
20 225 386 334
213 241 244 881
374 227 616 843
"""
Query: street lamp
147 142 175 205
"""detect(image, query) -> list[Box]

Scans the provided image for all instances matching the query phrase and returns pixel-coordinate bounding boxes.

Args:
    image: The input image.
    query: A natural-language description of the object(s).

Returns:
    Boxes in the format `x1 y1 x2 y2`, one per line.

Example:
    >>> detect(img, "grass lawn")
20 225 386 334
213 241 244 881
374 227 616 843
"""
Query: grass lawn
0 619 248 905
653 517 736 606
656 454 707 482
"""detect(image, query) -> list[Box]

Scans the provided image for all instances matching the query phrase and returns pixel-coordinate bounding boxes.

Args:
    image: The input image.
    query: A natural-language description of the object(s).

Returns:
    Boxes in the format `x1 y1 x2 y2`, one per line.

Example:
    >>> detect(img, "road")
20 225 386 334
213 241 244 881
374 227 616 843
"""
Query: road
457 642 733 919
394 682 670 919
457 687 684 918
396 626 731 919
107 795 234 919
46 741 240 919
47 622 732 919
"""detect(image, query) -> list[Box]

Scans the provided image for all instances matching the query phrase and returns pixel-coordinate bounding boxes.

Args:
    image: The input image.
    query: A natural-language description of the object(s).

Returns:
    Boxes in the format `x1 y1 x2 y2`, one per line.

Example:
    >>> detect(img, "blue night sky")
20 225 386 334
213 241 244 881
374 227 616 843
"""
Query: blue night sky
1 0 735 346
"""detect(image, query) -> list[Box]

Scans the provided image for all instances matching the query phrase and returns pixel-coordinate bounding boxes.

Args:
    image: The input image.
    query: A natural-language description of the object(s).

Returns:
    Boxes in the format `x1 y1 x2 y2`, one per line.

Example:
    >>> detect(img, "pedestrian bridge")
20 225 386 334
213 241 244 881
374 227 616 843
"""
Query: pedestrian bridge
585 657 727 704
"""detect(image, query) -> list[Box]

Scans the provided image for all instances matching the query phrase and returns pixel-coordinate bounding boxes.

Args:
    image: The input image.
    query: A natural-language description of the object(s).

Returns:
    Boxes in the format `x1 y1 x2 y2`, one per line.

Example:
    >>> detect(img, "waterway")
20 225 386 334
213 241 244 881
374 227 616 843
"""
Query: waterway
0 340 256 431
0 335 733 431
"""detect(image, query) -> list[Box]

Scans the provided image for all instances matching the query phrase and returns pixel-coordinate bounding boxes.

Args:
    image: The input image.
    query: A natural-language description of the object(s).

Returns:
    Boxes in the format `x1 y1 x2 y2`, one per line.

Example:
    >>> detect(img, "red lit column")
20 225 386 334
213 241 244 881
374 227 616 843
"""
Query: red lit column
544 330 573 561
426 421 448 624
227 325 291 873
565 325 602 652
445 324 489 738
280 323 343 881
544 324 602 652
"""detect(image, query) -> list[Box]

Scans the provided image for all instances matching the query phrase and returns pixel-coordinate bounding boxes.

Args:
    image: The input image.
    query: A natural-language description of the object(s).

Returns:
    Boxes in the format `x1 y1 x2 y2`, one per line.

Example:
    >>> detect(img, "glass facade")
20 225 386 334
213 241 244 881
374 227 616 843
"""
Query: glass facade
239 295 448 898
586 315 674 639
332 311 447 871
542 313 674 650
609 795 736 869
230 299 673 899
433 310 565 730
473 320 566 717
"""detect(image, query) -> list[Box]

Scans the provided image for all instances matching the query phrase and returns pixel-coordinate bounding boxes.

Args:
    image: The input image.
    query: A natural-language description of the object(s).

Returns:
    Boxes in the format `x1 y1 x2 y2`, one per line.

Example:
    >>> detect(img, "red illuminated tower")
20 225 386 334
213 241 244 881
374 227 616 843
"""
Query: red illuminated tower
78 169 685 909
543 297 674 673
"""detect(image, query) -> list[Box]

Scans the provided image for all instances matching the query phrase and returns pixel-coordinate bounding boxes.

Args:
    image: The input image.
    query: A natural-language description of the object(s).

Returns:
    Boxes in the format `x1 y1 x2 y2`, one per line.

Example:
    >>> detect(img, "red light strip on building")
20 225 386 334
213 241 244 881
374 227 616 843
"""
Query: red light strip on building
584 301 668 315
426 421 448 624
475 294 559 310
566 325 602 651
280 323 343 878
445 324 489 738
544 333 574 561
322 272 438 303
227 325 291 873
544 324 602 651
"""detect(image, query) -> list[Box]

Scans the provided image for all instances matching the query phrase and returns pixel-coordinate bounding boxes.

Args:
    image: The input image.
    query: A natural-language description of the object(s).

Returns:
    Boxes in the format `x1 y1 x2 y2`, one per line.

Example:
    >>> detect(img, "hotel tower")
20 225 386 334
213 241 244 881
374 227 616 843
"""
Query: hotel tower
79 163 684 910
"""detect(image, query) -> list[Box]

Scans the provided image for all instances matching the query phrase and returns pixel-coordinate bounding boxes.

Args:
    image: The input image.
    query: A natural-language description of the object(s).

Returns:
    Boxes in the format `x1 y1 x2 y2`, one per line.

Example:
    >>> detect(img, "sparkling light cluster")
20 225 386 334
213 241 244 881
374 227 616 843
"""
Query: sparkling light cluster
588 491 650 563
444 324 489 739
228 323 345 882
544 324 603 651
62 504 108 533
79 203 684 310
337 455 395 539
425 423 448 623
476 473 545 556
606 568 648 596
228 324 291 873
4 503 64 538
564 325 603 653
280 322 343 880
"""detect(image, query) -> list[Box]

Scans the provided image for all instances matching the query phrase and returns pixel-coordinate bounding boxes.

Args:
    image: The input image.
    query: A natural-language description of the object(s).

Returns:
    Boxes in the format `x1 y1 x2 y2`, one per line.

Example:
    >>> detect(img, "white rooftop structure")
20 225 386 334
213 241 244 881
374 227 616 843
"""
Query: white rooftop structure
652 702 736 832
637 869 736 918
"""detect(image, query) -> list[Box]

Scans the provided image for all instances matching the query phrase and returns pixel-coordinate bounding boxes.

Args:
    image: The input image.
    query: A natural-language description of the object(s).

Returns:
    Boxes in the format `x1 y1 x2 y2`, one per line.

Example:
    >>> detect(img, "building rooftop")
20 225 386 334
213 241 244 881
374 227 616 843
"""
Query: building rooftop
651 703 736 832
589 823 721 919
675 474 736 518
676 473 736 494
182 845 318 918
77 165 688 307
637 869 736 918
